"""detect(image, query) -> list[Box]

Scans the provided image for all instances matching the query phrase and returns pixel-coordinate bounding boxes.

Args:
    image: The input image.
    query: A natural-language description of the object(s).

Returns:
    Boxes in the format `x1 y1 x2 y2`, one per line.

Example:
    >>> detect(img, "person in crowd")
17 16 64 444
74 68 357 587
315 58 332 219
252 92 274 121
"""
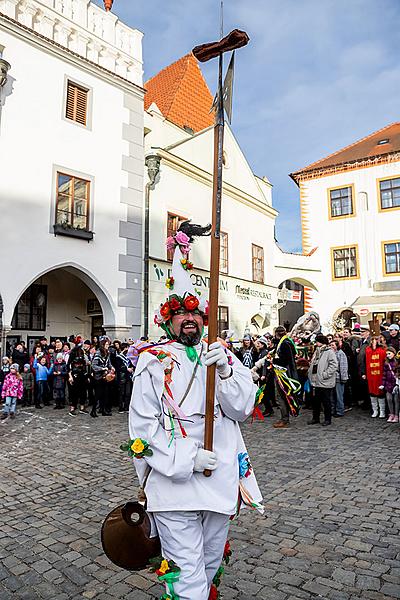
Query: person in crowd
356 326 371 409
330 340 348 417
392 364 400 423
272 326 299 428
387 324 400 352
235 334 258 369
379 334 387 349
67 341 88 417
33 354 53 408
1 363 23 420
12 342 29 372
364 336 387 418
54 339 63 354
21 363 34 407
62 342 71 364
39 337 49 355
91 336 114 417
380 346 399 423
113 342 133 413
92 335 99 350
0 356 11 396
53 353 68 409
334 333 355 408
308 334 338 426
251 335 275 417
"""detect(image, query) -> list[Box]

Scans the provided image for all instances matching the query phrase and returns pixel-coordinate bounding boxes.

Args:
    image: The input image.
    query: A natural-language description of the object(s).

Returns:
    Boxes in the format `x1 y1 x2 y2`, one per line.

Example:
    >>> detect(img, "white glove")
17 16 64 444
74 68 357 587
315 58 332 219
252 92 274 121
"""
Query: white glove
194 448 218 472
204 341 231 379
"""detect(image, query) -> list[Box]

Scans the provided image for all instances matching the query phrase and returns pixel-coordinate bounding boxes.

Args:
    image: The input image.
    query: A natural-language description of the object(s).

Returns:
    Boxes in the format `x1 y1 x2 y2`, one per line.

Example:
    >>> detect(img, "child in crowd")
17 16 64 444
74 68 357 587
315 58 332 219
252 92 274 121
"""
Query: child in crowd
0 356 11 396
381 347 399 423
53 353 67 409
33 354 53 408
21 364 34 406
1 363 23 420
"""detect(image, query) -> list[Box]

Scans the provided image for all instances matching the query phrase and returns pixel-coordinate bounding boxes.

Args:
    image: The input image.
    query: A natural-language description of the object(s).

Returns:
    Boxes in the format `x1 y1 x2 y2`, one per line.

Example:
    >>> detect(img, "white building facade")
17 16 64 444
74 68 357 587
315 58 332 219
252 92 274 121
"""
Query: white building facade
291 122 400 329
0 0 144 352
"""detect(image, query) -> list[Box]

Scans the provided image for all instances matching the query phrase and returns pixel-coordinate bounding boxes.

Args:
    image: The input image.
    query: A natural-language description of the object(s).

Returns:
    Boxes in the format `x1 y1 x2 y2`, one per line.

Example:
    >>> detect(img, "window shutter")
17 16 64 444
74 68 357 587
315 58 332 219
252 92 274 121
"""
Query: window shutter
66 81 88 126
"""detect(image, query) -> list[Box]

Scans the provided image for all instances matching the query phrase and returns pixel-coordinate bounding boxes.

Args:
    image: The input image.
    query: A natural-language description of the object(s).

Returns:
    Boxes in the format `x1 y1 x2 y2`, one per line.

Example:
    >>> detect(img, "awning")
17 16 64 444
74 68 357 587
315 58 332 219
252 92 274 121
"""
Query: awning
352 295 400 312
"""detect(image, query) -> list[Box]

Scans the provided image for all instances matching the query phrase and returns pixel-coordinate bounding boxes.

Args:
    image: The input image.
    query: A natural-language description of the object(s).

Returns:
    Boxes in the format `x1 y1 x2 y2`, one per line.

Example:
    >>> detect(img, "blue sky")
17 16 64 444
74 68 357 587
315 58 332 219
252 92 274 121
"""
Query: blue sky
96 0 400 250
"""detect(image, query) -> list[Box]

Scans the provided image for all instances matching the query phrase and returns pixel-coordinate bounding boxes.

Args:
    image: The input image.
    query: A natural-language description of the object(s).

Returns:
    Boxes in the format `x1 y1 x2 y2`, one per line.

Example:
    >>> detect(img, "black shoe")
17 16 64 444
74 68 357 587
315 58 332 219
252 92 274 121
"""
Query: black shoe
322 421 331 426
103 412 112 416
90 410 98 418
69 410 77 417
307 419 320 425
118 408 124 413
53 405 59 410
79 408 88 414
35 405 43 409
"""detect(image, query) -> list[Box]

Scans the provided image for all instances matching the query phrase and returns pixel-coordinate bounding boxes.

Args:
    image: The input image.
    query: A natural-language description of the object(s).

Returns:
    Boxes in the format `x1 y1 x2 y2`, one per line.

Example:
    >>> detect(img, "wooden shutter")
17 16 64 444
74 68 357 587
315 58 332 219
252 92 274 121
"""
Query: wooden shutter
66 81 88 126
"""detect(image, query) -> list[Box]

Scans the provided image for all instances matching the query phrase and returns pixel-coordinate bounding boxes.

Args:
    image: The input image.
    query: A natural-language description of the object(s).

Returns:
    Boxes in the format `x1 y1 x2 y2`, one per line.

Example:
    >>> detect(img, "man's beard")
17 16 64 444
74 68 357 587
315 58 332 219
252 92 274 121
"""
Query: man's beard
175 321 202 346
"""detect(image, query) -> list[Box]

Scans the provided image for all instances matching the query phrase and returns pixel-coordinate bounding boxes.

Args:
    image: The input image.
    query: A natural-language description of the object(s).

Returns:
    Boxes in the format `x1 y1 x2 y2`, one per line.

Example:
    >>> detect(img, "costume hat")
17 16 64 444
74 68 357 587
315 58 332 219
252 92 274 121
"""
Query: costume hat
154 221 211 328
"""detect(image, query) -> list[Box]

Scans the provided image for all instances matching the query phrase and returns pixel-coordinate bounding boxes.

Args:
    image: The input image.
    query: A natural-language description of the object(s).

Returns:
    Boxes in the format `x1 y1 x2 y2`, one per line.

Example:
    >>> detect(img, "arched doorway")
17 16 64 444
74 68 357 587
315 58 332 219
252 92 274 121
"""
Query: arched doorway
8 266 113 354
278 280 305 330
332 308 360 330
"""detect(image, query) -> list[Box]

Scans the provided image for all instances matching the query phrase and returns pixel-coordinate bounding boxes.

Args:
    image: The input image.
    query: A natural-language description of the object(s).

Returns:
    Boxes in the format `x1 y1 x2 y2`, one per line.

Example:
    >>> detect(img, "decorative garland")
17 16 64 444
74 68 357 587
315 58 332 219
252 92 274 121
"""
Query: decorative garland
150 556 181 600
155 293 204 326
208 541 233 599
252 385 266 421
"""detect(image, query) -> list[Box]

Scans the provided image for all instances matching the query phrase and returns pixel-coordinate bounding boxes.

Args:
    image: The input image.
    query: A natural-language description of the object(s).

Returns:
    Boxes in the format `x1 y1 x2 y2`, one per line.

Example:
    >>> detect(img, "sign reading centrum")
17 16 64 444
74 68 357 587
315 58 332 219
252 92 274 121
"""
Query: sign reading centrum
152 263 272 301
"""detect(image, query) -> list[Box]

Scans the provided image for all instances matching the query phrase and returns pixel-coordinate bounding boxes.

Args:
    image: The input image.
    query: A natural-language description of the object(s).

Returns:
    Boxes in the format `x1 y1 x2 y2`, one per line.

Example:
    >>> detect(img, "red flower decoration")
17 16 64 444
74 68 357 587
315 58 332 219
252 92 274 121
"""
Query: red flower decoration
208 584 219 600
183 295 199 311
160 302 171 320
169 297 181 311
223 541 231 558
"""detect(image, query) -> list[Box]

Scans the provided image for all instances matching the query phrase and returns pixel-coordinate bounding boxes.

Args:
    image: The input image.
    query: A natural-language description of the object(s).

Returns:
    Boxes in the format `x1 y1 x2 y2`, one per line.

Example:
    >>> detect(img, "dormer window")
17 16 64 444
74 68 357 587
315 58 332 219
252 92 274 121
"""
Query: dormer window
377 139 389 145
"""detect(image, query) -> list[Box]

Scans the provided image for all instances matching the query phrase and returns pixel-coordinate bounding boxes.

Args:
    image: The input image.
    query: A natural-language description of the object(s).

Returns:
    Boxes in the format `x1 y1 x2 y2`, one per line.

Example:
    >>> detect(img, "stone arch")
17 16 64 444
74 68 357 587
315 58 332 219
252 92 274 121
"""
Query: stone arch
6 262 116 328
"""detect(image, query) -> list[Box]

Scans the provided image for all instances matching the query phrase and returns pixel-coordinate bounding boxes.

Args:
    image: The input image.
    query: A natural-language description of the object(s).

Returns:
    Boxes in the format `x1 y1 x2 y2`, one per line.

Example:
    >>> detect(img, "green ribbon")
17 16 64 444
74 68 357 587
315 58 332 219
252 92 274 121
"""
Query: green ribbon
158 571 180 600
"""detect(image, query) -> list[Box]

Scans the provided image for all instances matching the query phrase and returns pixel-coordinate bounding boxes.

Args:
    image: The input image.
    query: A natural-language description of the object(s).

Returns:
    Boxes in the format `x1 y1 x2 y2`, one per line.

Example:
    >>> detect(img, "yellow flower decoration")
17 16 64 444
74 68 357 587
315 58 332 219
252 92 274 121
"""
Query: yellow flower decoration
159 559 169 575
180 258 187 266
131 438 145 454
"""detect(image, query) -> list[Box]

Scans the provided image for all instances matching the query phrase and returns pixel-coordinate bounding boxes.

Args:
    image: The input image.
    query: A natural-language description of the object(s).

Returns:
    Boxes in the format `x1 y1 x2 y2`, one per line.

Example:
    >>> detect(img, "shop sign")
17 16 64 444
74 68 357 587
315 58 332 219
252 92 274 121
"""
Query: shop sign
359 308 370 316
235 285 272 301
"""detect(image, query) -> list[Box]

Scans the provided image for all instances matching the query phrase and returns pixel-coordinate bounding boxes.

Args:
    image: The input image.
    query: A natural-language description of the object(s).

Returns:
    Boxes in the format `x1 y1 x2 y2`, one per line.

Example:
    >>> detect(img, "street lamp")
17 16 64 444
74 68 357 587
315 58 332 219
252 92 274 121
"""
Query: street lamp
0 57 10 87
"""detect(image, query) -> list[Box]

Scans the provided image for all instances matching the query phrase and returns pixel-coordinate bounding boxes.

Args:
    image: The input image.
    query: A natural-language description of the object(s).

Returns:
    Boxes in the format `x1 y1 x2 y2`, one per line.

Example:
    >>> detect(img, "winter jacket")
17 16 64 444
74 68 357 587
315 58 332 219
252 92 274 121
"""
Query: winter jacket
387 333 400 352
33 359 53 382
1 373 23 399
382 359 397 393
308 346 338 389
357 338 370 377
12 348 29 371
335 349 349 383
21 371 34 391
53 362 68 390
91 350 112 381
0 365 10 385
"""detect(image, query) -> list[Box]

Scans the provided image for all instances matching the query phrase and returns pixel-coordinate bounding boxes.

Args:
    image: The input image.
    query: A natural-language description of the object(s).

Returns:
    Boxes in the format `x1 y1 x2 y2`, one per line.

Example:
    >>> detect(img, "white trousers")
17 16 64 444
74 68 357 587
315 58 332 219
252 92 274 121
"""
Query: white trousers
153 510 230 600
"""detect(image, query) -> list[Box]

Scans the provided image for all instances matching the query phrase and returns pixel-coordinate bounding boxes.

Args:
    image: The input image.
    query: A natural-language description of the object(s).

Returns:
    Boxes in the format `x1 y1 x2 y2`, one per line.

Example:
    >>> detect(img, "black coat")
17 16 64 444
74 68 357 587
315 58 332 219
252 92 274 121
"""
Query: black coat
12 349 29 371
274 337 298 380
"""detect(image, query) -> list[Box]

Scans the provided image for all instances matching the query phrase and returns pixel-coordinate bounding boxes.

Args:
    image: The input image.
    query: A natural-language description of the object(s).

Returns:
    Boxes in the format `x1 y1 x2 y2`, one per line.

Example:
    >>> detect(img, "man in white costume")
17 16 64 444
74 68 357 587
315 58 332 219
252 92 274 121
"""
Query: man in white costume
129 223 263 600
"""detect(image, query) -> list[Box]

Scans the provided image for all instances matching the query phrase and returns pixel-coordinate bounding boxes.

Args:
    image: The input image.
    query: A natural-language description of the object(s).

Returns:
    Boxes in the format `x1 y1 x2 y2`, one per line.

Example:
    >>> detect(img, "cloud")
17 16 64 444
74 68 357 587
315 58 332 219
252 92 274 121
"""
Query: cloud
95 0 400 250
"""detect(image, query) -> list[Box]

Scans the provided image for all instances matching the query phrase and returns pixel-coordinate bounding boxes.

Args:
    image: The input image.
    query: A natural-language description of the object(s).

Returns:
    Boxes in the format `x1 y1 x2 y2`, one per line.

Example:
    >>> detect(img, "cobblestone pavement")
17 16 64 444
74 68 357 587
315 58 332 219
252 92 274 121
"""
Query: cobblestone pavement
0 405 399 600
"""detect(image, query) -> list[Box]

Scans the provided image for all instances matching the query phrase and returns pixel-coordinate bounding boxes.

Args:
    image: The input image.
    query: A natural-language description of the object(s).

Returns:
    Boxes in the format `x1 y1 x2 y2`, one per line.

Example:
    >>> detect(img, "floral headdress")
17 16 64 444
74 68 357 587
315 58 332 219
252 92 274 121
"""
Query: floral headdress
154 221 211 330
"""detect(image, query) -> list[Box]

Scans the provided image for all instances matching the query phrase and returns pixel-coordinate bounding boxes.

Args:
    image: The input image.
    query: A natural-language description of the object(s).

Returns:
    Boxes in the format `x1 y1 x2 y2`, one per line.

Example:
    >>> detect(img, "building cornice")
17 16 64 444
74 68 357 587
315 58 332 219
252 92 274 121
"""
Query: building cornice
0 11 145 98
151 148 279 219
290 151 400 185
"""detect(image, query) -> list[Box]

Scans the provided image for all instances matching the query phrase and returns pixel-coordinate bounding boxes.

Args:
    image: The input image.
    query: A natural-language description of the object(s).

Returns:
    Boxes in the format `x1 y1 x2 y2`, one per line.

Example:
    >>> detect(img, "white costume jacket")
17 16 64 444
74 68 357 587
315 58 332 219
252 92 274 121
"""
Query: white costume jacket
128 341 263 515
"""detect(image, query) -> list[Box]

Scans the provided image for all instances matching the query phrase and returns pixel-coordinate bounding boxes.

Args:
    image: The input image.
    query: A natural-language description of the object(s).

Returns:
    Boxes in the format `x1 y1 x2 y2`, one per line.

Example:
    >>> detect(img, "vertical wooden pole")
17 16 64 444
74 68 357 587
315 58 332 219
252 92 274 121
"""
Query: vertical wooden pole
204 52 224 476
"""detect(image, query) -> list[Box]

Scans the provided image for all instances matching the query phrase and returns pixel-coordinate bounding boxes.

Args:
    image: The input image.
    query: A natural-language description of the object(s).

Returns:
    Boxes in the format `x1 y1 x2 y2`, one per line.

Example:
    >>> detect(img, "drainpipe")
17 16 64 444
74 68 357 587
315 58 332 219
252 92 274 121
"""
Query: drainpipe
143 154 161 338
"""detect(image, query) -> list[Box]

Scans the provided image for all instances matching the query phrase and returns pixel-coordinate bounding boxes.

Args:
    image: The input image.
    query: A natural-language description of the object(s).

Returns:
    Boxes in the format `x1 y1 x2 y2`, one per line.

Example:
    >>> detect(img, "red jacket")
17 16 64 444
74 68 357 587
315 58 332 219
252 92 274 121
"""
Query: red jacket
365 346 386 396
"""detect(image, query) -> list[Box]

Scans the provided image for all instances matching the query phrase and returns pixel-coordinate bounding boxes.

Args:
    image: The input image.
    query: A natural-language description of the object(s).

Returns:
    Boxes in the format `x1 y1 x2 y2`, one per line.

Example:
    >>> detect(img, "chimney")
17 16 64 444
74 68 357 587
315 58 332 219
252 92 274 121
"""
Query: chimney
104 0 113 11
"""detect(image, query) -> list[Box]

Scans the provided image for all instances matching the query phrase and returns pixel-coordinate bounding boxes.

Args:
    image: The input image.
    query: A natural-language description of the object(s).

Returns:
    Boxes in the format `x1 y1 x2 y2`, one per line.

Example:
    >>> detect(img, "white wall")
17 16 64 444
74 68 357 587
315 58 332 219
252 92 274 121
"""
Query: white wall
300 160 400 325
0 27 141 329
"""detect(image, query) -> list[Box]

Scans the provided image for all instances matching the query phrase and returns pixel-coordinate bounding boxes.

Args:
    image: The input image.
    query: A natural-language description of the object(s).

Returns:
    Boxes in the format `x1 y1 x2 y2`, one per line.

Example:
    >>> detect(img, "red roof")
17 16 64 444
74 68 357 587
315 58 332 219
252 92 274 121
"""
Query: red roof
144 53 214 133
291 122 400 179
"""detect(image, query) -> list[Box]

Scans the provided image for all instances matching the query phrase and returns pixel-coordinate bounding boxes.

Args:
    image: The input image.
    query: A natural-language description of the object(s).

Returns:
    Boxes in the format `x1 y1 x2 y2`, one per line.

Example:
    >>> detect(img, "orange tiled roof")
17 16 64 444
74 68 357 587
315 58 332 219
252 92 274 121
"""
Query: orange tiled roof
144 53 214 133
291 122 400 179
